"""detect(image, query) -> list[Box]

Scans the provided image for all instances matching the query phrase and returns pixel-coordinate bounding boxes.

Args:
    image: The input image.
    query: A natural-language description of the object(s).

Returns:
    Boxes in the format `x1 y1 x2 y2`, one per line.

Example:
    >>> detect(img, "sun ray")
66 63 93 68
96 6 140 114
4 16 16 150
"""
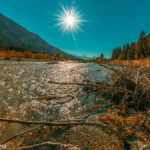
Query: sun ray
56 5 84 36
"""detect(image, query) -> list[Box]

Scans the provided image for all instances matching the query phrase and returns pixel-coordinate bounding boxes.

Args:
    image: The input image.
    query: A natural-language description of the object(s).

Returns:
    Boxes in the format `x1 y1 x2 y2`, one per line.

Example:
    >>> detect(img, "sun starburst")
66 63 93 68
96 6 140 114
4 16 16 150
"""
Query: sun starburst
56 5 84 34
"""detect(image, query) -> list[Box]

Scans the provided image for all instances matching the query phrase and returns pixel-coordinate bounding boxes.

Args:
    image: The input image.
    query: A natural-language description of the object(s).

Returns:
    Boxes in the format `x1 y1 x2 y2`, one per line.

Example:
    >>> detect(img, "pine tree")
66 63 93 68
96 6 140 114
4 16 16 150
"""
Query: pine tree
111 48 121 60
100 53 104 60
127 43 135 60
136 30 148 58
119 44 129 60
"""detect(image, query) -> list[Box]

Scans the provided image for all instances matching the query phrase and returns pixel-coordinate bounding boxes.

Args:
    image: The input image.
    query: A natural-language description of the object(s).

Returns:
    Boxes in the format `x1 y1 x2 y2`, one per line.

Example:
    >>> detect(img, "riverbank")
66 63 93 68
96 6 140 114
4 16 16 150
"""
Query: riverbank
90 57 150 67
104 58 150 67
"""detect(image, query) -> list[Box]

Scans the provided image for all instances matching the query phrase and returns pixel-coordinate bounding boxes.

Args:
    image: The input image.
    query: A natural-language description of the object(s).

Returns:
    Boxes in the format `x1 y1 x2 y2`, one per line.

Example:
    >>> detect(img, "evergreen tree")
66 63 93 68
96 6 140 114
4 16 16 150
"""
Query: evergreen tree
136 30 148 58
100 53 104 60
111 47 121 60
111 31 150 60
127 43 135 60
119 44 129 60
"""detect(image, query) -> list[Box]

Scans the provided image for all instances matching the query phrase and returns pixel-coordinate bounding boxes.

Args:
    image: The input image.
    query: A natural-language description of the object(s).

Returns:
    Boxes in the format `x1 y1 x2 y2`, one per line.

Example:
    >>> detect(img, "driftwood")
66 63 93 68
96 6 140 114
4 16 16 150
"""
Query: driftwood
49 81 88 86
8 141 80 150
98 63 150 110
1 125 43 144
0 118 123 139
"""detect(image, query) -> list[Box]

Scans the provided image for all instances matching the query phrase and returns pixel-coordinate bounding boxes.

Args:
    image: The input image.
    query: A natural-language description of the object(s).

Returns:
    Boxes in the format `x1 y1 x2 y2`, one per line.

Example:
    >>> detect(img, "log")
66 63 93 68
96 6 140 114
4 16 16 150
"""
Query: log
8 141 80 150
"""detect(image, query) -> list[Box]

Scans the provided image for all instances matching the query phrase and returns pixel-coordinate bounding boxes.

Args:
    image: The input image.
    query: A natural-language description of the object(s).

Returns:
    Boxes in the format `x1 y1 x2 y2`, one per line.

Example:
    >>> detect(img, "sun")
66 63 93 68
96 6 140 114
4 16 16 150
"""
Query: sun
65 16 74 26
56 5 84 34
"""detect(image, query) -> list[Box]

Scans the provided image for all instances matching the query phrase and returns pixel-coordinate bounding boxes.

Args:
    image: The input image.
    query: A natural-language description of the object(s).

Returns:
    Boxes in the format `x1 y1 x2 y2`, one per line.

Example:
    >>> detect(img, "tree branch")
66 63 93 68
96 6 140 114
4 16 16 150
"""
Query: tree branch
0 118 129 148
1 125 43 145
8 141 80 150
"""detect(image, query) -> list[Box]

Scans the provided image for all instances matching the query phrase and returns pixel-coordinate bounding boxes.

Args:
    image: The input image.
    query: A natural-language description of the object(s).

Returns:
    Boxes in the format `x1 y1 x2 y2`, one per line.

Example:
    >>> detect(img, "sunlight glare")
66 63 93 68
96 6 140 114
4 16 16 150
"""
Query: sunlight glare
56 5 84 34
65 16 74 26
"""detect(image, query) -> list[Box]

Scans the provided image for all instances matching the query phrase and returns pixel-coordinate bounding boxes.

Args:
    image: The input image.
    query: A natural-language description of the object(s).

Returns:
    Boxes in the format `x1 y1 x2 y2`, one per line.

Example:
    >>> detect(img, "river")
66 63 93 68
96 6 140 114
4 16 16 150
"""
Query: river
0 61 121 149
0 61 107 121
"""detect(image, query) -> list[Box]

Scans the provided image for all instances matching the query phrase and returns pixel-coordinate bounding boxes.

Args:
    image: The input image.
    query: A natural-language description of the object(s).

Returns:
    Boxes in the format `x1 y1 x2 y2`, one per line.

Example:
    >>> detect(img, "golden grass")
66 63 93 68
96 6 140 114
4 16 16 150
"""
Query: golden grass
107 58 150 67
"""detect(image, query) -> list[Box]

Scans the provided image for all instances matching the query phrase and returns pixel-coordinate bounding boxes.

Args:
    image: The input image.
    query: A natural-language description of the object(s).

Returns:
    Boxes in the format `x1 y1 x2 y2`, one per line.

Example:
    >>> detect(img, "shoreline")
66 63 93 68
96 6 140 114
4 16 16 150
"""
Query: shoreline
92 58 150 67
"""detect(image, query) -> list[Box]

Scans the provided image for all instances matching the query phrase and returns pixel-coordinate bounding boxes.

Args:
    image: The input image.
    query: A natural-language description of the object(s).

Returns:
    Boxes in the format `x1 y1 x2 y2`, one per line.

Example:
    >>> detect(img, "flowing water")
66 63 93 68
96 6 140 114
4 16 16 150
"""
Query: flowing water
0 61 106 121
0 61 120 149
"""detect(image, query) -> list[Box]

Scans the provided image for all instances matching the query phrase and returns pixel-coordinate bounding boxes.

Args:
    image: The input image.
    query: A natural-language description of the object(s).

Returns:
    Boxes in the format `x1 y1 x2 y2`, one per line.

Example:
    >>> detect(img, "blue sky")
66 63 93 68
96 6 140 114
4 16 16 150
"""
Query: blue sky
0 0 150 58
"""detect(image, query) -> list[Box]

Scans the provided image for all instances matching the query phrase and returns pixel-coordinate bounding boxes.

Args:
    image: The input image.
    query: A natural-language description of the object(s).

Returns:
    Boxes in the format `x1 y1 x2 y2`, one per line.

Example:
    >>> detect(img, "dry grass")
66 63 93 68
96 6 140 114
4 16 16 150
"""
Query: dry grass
107 58 150 67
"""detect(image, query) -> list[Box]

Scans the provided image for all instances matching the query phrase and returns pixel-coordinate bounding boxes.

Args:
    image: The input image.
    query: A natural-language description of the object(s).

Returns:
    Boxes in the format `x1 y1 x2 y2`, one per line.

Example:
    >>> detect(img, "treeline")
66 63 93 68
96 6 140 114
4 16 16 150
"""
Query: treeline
0 50 51 60
0 44 68 61
111 30 150 60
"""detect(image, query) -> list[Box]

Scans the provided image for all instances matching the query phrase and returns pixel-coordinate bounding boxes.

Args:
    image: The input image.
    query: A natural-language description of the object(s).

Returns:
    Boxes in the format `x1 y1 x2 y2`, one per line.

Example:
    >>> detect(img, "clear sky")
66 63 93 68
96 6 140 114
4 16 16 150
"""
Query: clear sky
0 0 150 58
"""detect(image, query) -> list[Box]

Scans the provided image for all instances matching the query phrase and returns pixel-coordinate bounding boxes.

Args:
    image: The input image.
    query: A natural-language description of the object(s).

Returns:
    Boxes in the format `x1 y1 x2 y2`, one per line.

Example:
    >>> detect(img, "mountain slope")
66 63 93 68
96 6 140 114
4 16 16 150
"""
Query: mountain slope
0 13 75 59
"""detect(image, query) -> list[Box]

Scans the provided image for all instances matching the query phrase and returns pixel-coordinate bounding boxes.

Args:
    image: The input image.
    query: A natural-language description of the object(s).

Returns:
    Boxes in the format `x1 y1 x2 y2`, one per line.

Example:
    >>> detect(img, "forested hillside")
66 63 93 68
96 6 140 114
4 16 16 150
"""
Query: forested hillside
111 30 150 60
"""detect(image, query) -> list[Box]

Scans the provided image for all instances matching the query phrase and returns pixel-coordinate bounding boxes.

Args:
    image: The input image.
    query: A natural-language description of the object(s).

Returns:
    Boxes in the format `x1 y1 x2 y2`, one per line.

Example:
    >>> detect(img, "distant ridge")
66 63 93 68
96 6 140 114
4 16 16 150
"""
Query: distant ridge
0 13 76 59
72 54 97 60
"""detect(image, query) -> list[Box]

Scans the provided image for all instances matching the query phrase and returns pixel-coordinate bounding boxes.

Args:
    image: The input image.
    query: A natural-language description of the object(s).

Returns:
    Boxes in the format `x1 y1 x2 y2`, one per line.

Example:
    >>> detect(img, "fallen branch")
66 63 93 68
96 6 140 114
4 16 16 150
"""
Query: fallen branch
49 81 88 86
0 118 122 138
57 119 86 122
1 119 86 145
8 141 80 150
0 118 129 149
1 125 43 145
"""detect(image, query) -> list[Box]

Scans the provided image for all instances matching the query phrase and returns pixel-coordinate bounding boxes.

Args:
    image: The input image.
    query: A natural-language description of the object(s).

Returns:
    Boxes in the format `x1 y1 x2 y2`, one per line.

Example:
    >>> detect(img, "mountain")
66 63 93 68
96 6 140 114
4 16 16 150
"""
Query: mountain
73 54 97 60
72 54 88 60
0 13 76 59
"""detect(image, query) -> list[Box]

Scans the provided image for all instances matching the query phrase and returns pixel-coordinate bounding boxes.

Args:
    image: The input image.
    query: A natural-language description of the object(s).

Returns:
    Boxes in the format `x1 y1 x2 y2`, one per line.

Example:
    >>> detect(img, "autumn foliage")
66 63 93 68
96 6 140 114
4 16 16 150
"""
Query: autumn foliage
99 109 150 143
0 50 69 61
0 50 51 60
107 58 150 67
